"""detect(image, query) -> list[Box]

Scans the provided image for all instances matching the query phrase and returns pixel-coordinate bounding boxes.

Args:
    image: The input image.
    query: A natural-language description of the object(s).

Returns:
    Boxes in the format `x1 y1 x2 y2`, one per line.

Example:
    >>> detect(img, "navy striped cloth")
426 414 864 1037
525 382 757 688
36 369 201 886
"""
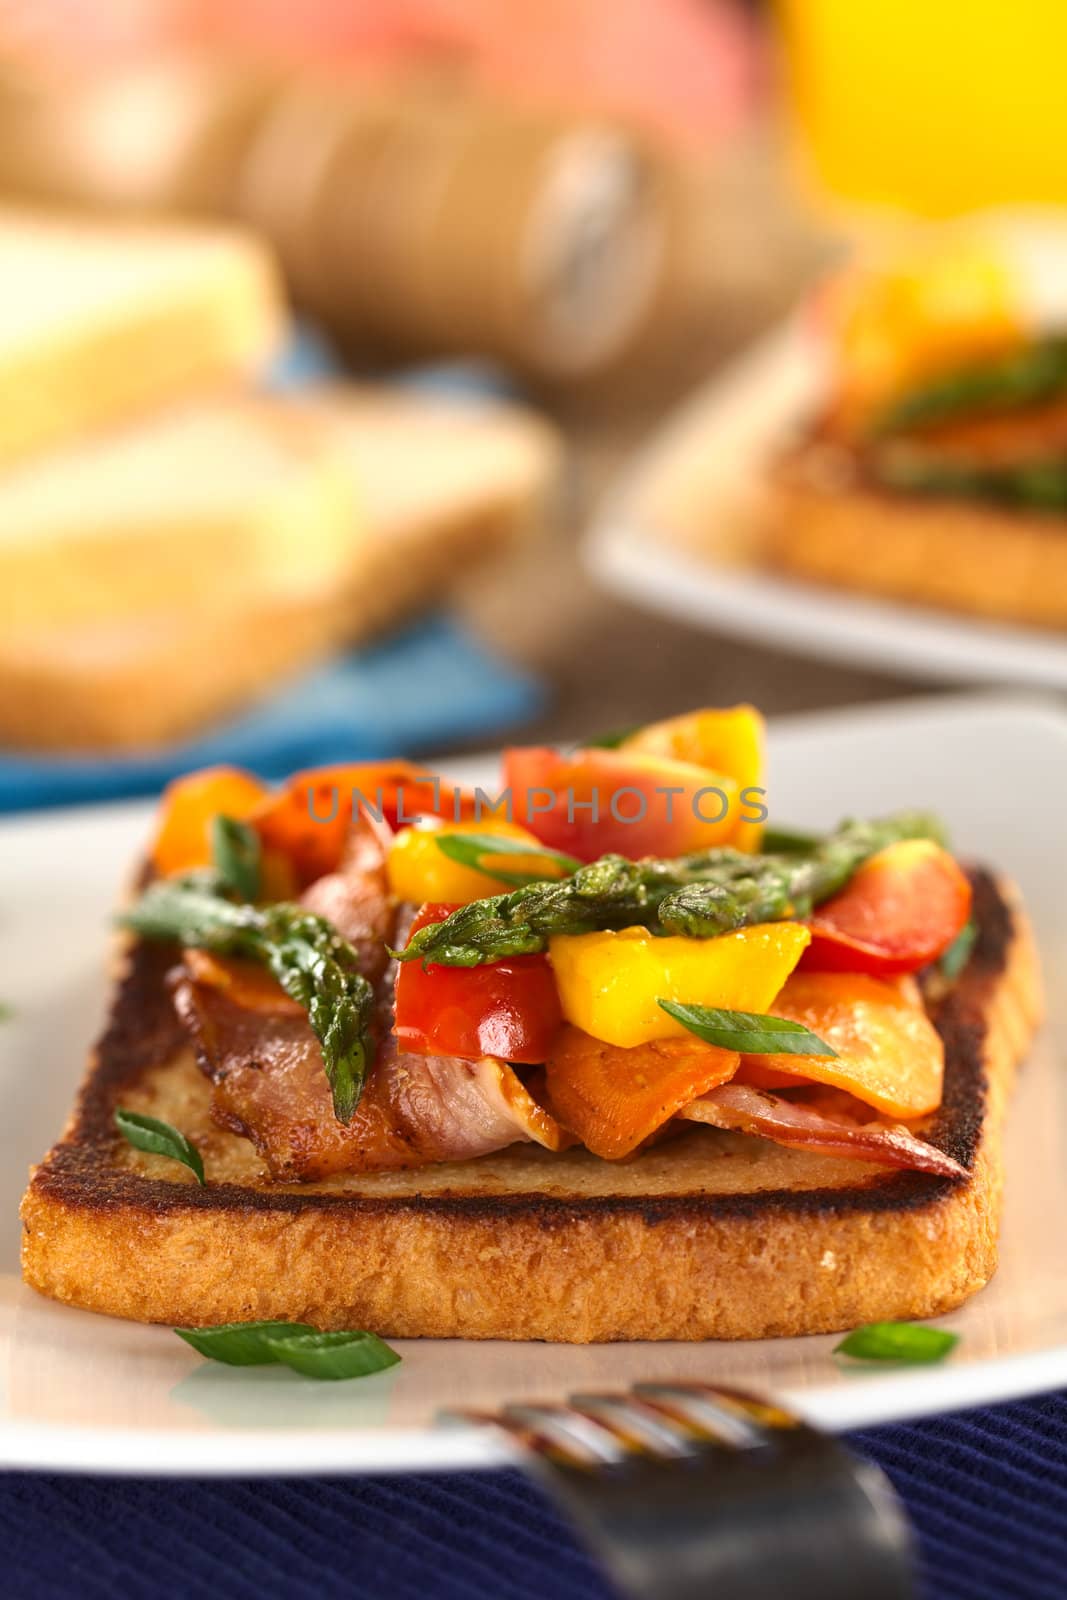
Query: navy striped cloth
0 1390 1062 1599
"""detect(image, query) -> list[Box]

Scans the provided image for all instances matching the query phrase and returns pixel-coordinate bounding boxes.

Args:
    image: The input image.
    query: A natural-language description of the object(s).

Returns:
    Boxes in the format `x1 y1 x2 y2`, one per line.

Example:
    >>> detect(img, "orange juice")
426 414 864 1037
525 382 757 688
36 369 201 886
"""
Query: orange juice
778 0 1067 214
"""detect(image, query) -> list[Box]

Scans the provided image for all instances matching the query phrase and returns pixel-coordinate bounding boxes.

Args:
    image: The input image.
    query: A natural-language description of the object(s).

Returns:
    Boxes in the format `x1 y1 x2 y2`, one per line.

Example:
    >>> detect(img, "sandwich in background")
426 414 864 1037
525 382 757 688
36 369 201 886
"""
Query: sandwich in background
767 234 1067 628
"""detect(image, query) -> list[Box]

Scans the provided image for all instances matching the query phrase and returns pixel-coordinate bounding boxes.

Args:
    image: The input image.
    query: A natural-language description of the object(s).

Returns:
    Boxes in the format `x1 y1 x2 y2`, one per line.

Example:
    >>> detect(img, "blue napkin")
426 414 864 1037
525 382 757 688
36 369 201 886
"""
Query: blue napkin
268 324 521 404
0 615 543 814
0 1390 1063 1600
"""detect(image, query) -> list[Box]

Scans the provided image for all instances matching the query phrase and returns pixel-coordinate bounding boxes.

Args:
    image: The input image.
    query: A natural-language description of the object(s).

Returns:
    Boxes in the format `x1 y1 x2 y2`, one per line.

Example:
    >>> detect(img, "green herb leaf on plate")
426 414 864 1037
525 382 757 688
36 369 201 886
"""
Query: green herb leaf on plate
658 1000 838 1058
115 1109 205 1185
435 831 581 885
175 1321 317 1366
175 1322 401 1379
211 814 262 902
263 1330 401 1381
834 1321 959 1365
939 918 978 983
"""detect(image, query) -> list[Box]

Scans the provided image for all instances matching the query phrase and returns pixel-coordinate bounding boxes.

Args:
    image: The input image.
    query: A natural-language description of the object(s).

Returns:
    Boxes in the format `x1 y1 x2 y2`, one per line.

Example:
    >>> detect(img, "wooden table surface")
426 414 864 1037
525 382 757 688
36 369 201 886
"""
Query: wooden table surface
457 476 922 747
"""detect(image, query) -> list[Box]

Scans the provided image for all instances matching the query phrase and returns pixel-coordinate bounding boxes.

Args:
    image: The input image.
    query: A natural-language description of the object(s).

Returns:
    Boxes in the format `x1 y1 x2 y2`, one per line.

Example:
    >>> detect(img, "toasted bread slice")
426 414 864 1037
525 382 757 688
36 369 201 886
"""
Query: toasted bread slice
0 386 558 752
0 209 283 465
288 384 562 636
0 598 350 752
0 397 356 631
20 871 1040 1342
768 434 1067 628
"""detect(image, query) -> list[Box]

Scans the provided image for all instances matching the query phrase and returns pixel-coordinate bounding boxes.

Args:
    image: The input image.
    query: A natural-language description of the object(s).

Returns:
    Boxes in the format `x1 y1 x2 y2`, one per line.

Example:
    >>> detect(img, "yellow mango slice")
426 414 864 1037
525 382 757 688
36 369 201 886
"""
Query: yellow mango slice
548 921 811 1049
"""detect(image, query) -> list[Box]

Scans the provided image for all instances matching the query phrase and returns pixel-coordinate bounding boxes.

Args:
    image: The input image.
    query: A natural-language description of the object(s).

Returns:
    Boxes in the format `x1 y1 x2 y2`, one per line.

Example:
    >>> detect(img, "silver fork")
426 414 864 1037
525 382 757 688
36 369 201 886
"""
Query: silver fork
443 1382 914 1600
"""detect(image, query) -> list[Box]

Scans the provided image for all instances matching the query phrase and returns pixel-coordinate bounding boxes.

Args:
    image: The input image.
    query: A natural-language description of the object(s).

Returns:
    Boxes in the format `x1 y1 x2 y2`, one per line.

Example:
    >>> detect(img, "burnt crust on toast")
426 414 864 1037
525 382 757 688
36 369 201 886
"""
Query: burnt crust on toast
20 870 1041 1340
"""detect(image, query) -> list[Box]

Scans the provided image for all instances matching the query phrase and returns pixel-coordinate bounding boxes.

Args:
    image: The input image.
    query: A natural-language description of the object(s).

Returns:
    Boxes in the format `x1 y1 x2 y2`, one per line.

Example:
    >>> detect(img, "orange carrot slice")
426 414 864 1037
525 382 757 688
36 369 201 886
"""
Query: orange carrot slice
545 1025 738 1159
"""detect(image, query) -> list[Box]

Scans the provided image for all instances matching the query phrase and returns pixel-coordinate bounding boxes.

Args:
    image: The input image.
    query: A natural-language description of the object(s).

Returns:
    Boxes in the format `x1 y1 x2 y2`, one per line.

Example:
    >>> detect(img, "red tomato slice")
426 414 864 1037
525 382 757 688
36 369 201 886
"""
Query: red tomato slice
804 839 972 977
502 746 739 862
394 903 564 1063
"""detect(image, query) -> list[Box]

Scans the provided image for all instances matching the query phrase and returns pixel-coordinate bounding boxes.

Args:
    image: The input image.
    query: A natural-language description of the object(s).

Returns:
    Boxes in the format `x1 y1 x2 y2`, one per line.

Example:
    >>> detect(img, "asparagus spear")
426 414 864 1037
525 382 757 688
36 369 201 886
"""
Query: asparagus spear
873 450 1067 512
122 877 375 1124
658 812 943 936
396 812 945 967
873 335 1067 436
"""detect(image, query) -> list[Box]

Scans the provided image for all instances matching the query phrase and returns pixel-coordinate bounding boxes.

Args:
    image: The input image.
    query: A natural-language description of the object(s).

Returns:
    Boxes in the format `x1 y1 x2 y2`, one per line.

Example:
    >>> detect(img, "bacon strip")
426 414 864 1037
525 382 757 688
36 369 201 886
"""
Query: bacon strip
297 820 397 983
678 1082 966 1179
172 821 564 1180
175 979 565 1180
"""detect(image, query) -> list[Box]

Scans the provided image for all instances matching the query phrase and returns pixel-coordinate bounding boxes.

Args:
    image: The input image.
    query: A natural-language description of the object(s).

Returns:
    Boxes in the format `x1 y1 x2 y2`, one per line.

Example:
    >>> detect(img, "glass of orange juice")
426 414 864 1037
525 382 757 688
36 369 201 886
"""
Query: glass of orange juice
777 0 1067 215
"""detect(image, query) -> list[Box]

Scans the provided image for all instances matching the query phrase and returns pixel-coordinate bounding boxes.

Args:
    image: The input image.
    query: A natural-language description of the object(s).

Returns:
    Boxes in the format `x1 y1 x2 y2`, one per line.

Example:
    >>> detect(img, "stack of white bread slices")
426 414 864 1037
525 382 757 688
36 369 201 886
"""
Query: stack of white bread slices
0 208 559 750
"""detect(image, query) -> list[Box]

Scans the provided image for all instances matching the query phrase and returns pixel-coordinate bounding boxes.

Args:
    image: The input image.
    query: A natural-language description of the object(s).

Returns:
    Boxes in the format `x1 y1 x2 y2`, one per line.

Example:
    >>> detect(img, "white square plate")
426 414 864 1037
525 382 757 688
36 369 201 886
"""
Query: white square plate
2 695 1065 1474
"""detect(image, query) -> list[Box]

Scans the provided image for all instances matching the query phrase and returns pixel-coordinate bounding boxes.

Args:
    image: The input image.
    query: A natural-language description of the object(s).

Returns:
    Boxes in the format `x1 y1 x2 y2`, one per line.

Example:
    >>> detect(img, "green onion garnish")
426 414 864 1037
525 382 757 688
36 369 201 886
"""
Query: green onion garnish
175 1321 400 1380
115 1110 205 1186
175 1321 316 1366
264 1330 401 1381
658 1000 837 1057
834 1322 959 1365
435 831 581 885
760 825 823 853
581 725 640 750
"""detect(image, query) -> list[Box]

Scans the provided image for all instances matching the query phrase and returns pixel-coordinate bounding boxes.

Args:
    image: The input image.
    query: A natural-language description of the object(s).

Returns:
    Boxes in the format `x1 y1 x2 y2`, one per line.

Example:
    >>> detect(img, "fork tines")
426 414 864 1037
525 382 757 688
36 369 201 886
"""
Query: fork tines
441 1382 915 1600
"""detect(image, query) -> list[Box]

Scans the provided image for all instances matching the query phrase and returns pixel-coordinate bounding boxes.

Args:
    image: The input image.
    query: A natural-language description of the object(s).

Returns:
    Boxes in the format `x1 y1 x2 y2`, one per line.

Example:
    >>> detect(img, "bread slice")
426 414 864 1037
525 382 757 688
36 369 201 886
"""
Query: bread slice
288 384 562 635
767 434 1067 628
0 397 355 632
0 599 352 752
0 387 558 752
20 870 1040 1342
0 209 284 466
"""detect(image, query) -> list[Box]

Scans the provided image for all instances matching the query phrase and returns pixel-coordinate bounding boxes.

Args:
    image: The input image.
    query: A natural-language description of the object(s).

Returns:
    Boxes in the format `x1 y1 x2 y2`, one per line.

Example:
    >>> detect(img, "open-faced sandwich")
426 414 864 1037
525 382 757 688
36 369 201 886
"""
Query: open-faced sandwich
21 707 1041 1342
767 239 1067 627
